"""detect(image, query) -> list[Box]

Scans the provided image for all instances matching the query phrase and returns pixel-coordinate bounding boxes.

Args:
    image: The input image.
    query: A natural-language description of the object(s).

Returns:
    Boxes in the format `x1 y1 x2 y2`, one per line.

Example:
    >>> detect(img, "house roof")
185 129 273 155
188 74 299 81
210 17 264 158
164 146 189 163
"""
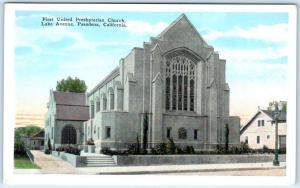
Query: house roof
30 130 44 139
56 105 89 121
53 91 87 106
240 109 286 134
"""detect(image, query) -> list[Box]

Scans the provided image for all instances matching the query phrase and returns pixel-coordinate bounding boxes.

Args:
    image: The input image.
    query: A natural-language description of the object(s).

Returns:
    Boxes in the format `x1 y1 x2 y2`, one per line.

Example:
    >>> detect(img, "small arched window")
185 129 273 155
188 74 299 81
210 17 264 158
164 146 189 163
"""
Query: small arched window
178 127 187 139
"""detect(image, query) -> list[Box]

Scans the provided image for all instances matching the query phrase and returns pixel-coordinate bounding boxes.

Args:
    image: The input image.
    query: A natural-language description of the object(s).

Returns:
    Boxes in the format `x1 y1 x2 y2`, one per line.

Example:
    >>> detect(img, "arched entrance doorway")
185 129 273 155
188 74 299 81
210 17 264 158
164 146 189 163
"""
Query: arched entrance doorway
61 125 77 144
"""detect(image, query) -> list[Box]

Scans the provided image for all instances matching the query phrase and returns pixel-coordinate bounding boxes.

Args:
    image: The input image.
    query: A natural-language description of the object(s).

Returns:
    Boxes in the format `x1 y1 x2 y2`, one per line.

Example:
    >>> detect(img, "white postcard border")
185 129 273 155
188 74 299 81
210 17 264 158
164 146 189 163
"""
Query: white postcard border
3 3 297 186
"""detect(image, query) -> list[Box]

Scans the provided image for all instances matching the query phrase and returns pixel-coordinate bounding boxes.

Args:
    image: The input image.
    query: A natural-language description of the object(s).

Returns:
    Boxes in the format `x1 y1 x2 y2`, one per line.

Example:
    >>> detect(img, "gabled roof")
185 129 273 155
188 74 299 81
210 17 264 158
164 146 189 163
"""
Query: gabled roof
52 91 89 121
240 109 287 134
30 130 44 139
56 105 89 121
157 14 207 45
53 91 87 106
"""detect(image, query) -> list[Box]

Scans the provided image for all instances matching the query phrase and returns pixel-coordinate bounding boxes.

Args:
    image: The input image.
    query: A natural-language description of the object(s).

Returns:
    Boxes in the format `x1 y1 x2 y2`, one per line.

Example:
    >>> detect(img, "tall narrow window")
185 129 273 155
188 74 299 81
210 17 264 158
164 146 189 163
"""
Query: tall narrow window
105 127 111 139
172 75 177 110
190 79 194 111
110 92 114 110
165 77 170 110
183 76 188 110
261 120 265 126
103 97 107 110
96 100 100 112
178 75 182 110
257 136 260 144
167 128 172 139
194 129 198 140
258 120 261 127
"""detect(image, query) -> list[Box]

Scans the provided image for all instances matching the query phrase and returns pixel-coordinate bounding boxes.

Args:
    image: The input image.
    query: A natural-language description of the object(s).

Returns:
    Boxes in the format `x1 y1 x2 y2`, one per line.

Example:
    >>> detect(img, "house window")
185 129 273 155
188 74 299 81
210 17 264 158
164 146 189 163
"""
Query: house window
105 127 111 139
165 55 196 112
245 136 248 144
257 136 260 144
257 120 261 127
194 129 198 140
261 120 265 126
98 127 100 139
178 127 187 139
167 128 172 139
267 135 270 139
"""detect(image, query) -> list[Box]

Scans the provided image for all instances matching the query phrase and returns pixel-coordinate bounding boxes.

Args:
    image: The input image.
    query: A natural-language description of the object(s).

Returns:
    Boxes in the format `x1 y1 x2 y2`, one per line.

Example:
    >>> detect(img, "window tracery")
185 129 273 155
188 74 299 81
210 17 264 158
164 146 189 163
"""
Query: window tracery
165 55 196 111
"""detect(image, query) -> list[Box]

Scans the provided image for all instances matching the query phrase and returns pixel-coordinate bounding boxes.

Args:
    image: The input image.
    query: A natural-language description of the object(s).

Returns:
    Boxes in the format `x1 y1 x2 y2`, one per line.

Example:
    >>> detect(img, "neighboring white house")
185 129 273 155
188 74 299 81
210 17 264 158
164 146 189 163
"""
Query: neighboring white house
240 109 286 149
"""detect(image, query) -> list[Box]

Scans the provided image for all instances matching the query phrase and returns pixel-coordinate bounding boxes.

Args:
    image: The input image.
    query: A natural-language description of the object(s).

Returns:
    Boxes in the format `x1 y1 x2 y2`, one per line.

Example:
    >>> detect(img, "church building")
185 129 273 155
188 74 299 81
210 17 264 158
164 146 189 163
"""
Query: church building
83 14 240 152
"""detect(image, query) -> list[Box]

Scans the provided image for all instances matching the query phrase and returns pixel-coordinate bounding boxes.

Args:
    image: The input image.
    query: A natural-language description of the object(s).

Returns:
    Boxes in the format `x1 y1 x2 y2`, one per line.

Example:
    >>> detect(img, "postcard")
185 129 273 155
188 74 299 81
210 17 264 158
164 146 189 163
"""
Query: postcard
3 3 297 186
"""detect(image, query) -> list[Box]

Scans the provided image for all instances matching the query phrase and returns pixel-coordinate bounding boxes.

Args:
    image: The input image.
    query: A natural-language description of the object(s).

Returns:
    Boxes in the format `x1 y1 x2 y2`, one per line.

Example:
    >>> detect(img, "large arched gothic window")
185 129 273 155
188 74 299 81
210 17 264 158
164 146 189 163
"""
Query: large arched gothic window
61 125 77 144
165 55 196 111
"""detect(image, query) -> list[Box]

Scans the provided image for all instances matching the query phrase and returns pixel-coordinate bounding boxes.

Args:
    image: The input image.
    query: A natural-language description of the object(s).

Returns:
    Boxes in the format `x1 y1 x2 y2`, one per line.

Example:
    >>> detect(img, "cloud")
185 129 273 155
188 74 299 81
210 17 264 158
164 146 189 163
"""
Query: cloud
126 20 168 36
202 23 288 43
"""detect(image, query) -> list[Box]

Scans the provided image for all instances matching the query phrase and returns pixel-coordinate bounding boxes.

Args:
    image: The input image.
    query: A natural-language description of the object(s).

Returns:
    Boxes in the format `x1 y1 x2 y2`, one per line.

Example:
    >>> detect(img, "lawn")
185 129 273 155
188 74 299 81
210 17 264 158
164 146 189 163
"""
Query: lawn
14 155 40 169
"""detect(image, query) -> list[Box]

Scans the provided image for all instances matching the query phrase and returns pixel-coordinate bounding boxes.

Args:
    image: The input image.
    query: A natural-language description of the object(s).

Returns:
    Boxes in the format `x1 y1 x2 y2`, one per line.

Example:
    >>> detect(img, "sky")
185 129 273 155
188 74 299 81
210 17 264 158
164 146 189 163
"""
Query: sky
14 11 289 127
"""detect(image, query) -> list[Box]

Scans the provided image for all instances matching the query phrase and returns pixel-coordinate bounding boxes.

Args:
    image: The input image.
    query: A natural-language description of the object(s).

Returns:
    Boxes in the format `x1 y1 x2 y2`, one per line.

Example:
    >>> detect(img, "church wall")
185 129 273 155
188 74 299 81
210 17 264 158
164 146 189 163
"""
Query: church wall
86 111 141 151
163 114 206 149
54 120 84 148
142 42 151 113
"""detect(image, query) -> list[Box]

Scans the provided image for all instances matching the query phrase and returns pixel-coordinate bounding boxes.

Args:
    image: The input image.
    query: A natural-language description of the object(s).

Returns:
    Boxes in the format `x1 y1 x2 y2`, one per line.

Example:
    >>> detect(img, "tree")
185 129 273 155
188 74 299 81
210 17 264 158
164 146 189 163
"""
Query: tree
267 101 287 112
56 76 87 93
15 125 42 143
224 124 230 153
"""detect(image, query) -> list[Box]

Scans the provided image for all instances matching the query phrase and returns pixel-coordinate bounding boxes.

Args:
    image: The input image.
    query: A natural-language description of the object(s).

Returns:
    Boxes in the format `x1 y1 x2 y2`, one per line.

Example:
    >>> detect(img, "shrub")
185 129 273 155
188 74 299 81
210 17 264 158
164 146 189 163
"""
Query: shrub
279 147 286 154
56 146 80 155
239 142 251 153
101 147 128 156
262 145 271 153
216 144 226 154
150 143 167 155
44 149 51 154
127 143 140 154
184 146 195 154
166 138 176 154
14 141 26 156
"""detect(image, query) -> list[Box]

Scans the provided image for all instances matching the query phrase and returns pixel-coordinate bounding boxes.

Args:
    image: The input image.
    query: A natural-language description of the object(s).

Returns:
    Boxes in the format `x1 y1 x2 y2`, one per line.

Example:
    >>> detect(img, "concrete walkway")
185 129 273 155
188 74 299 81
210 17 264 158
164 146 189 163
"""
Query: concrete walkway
19 150 79 174
76 162 286 175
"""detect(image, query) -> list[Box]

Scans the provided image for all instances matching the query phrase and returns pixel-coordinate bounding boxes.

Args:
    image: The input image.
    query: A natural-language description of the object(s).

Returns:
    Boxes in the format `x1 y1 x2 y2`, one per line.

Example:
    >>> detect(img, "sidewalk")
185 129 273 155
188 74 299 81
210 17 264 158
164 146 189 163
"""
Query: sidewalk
14 151 286 175
76 162 286 175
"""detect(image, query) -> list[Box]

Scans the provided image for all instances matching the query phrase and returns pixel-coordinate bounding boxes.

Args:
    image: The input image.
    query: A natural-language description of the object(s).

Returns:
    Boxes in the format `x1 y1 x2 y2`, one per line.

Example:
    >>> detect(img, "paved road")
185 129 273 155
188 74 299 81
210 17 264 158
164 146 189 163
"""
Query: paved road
159 168 285 176
29 150 78 174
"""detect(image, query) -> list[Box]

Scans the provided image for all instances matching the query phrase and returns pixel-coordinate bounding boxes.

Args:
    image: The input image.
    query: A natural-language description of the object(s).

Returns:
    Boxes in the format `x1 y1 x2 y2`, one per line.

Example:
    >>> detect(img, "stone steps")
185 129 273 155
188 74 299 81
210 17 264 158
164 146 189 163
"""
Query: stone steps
83 155 117 167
